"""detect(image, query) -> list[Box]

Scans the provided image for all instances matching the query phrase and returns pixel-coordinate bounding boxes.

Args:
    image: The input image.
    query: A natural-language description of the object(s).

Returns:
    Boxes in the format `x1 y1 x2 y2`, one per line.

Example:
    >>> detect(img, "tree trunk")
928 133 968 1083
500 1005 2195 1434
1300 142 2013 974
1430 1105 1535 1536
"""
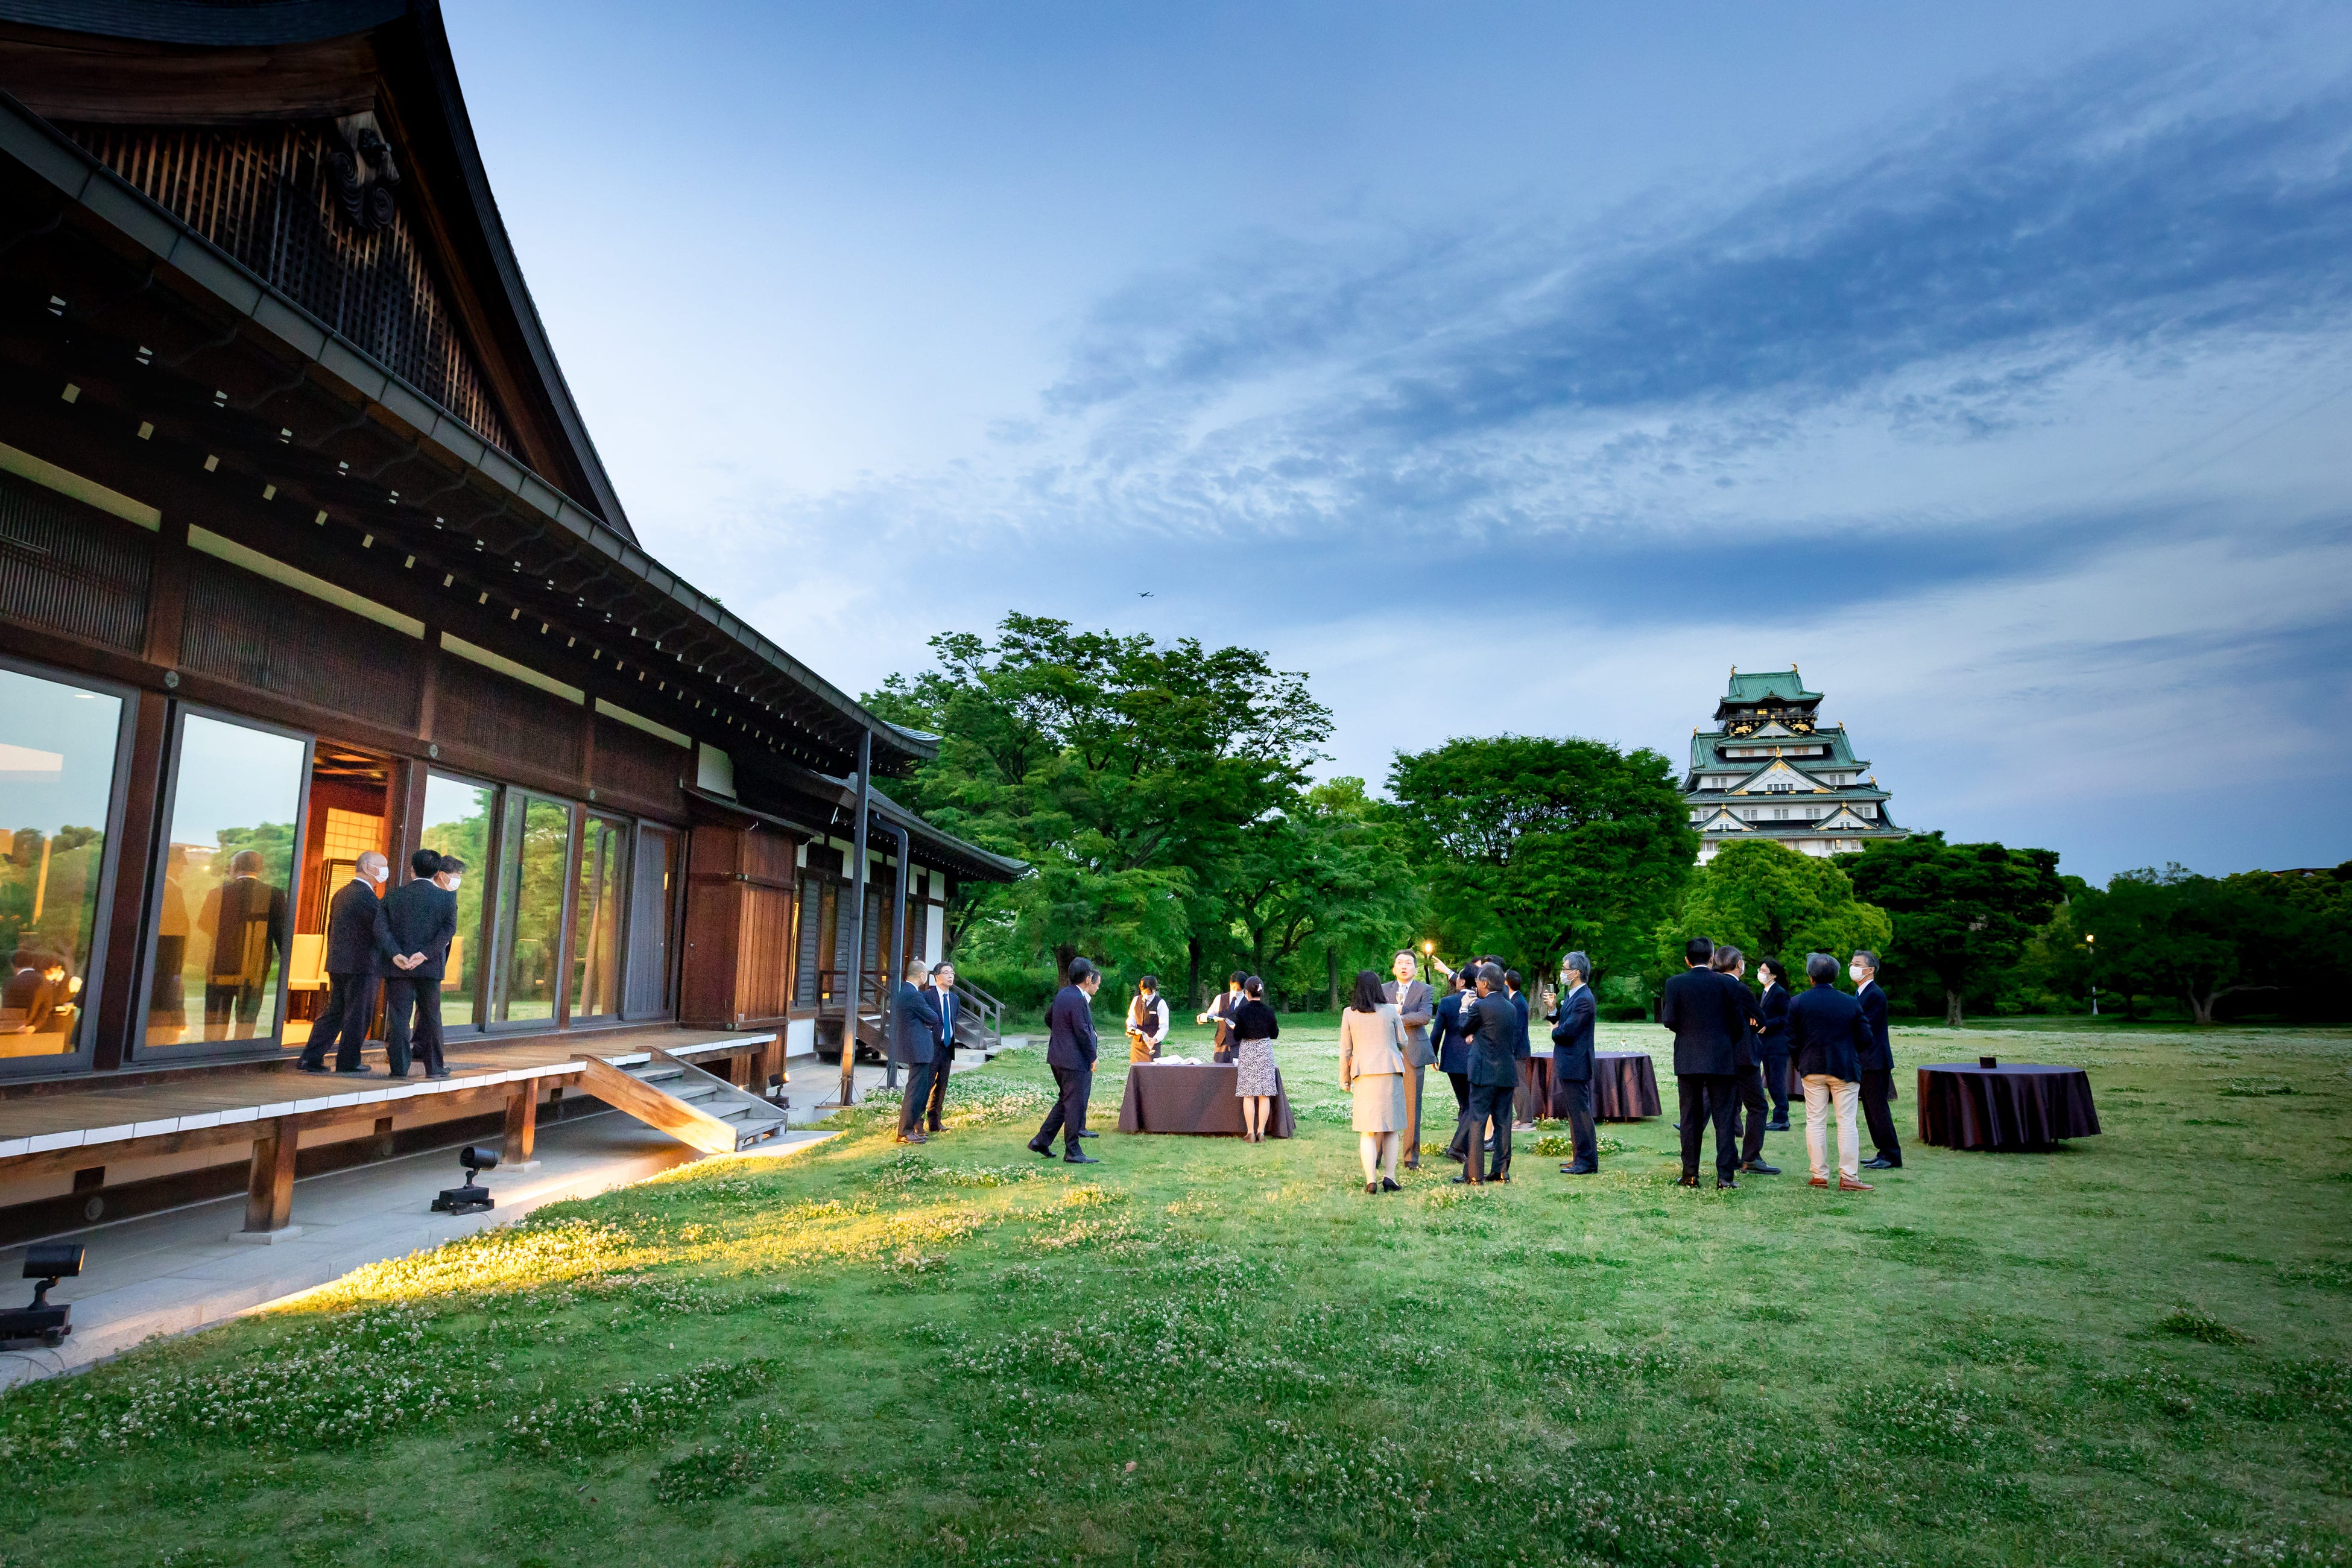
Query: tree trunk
1054 941 1077 987
1187 935 1203 1009
2189 988 2216 1026
1326 943 1341 1013
1945 988 1965 1028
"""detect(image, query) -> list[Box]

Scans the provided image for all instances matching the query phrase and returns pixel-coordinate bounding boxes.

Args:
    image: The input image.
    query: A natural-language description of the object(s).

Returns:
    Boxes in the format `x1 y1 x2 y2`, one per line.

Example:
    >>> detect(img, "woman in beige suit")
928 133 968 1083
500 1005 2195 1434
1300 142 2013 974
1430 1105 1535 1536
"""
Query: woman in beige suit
1339 969 1408 1193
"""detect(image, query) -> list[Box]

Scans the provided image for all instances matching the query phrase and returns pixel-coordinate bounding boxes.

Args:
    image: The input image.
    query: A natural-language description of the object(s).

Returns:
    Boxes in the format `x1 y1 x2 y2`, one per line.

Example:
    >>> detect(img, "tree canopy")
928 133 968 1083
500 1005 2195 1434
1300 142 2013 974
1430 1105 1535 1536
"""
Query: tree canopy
1845 832 2065 1025
1654 838 1892 977
2037 864 2350 1024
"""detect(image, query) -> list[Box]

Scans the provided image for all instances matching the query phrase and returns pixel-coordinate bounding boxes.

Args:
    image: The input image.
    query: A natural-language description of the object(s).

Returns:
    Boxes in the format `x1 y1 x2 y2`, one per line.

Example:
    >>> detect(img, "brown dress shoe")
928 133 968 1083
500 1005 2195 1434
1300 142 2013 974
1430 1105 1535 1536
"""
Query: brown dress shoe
1838 1175 1874 1192
1807 1175 1830 1187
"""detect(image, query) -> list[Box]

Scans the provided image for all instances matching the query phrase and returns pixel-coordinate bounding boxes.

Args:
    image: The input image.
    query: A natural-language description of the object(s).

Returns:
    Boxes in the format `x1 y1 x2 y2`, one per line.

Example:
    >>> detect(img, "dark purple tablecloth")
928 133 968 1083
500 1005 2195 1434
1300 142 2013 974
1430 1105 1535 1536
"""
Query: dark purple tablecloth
1517 1051 1660 1120
1117 1061 1297 1137
1917 1063 2099 1150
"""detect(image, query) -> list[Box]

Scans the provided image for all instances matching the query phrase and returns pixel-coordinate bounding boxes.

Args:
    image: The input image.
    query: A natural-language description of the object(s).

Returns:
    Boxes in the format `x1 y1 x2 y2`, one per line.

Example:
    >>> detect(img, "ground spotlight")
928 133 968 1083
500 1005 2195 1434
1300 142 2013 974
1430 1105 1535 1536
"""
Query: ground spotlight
0 1242 84 1347
429 1145 500 1215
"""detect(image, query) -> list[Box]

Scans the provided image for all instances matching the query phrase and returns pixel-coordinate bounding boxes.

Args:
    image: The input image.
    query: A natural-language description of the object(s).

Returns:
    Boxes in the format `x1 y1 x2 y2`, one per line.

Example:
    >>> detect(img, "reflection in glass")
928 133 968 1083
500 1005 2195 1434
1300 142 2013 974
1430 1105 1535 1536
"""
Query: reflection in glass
147 713 304 1047
492 795 569 1023
570 815 626 1019
0 668 122 1058
420 774 493 1023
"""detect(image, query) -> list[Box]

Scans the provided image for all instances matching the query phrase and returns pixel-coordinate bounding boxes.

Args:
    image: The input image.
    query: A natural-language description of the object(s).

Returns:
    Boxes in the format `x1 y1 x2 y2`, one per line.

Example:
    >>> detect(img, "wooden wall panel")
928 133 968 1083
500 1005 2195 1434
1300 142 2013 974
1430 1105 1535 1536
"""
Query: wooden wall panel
180 556 422 729
591 716 687 809
0 472 151 652
434 653 582 780
678 821 797 1028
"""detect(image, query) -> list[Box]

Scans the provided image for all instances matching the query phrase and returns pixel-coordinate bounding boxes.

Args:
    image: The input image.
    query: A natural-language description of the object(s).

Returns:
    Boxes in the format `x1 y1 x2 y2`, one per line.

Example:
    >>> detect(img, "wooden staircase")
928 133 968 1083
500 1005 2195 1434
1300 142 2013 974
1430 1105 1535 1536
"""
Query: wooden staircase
578 1049 789 1155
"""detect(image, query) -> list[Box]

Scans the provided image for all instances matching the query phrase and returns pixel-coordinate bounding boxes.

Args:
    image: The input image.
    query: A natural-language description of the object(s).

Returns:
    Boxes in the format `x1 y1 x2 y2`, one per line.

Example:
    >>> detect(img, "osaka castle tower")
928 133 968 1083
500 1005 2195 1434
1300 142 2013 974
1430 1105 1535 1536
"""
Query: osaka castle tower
1683 668 1909 864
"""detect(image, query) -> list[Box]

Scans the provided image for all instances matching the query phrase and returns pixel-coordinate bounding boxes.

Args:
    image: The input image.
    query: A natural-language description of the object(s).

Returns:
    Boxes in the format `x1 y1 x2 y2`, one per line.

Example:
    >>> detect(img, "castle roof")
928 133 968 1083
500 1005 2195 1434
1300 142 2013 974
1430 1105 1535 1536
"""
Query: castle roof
1719 668 1822 707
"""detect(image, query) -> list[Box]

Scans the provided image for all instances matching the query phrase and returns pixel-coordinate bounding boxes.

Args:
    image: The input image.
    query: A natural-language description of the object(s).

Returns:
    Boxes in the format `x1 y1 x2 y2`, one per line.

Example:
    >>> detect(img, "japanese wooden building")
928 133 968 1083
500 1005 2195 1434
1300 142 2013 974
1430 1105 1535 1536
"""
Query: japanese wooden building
0 0 1018 1242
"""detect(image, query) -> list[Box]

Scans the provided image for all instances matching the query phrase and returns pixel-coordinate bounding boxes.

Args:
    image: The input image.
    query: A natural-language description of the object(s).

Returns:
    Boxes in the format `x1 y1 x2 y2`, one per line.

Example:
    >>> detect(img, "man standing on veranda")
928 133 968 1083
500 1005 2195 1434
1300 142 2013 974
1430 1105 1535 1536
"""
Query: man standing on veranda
1031 958 1101 1164
1660 935 1743 1189
298 850 409 1076
1454 963 1519 1185
1382 949 1435 1169
1851 950 1903 1171
891 958 942 1145
1550 951 1598 1175
379 849 455 1078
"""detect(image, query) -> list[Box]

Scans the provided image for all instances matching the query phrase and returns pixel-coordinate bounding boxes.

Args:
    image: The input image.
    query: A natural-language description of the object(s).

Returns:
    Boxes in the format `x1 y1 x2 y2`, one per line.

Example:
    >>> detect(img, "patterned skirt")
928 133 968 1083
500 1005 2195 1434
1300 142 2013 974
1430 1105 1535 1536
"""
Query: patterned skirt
1233 1038 1279 1097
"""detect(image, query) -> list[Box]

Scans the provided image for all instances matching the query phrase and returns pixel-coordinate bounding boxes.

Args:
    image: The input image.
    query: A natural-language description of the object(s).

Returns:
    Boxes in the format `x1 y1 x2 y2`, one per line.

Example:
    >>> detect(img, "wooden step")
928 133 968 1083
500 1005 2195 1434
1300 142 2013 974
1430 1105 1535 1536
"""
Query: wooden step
581 1049 791 1157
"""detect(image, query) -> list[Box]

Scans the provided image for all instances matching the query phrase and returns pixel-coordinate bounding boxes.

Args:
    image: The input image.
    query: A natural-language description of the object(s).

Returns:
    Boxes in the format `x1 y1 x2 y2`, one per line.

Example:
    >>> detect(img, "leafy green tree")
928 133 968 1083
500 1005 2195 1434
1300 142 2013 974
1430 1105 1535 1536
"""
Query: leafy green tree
1387 735 1695 987
1224 778 1424 1008
1845 832 2066 1025
1654 838 1892 975
2056 865 2344 1025
865 615 1331 993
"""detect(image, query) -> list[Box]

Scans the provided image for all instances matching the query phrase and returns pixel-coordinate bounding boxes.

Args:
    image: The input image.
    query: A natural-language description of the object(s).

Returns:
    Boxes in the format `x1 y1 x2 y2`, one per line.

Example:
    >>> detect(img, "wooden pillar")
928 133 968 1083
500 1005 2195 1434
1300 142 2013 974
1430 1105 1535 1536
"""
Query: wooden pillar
242 1117 300 1234
763 1030 786 1093
501 1082 539 1165
91 690 172 1072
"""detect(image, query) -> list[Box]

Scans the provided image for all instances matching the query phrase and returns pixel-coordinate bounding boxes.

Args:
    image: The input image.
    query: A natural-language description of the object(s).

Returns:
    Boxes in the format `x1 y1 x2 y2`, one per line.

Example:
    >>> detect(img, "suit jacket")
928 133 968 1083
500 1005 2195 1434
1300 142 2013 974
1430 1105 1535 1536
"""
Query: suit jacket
1758 983 1792 1055
1789 981 1871 1083
1464 991 1520 1087
1722 973 1763 1069
1383 978 1435 1067
1510 991 1532 1059
932 984 959 1051
1434 989 1473 1075
378 878 458 980
1856 981 1894 1072
1045 984 1098 1070
1549 985 1596 1081
201 874 285 986
1660 965 1743 1076
1339 1003 1406 1084
324 877 398 976
890 981 942 1066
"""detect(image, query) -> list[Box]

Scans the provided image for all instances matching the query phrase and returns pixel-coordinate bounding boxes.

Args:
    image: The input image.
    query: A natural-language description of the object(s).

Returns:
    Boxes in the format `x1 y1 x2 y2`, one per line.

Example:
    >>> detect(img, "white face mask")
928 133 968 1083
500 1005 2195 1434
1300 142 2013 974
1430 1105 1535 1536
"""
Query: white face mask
366 864 387 884
1849 965 1866 982
444 877 462 893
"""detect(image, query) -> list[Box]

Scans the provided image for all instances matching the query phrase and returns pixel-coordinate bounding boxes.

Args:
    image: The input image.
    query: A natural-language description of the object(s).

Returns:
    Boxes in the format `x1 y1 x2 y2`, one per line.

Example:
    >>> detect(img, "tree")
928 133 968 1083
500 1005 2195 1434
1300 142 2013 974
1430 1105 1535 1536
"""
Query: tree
1845 833 2066 1025
1388 735 1695 986
864 615 1332 991
1223 778 1424 1008
2062 865 2334 1025
1655 838 1892 975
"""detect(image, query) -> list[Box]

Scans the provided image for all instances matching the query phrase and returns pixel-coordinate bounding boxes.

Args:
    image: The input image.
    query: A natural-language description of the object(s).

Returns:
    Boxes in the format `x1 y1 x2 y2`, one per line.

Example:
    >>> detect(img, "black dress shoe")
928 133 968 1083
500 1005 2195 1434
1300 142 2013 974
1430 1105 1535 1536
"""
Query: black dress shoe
1451 1174 1482 1186
1076 1128 1099 1138
1765 1119 1791 1131
1862 1155 1898 1170
295 1063 331 1075
1028 1140 1054 1157
1440 1148 1465 1164
1064 1152 1099 1165
1717 1177 1739 1190
1742 1160 1780 1175
1561 1163 1598 1175
1675 1174 1700 1187
1380 1177 1402 1192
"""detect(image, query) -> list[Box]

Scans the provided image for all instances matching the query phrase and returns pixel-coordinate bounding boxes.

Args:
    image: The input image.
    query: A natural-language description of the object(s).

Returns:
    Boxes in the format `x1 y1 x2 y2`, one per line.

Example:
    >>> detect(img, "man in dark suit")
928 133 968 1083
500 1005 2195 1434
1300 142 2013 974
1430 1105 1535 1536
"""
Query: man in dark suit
1660 935 1743 1188
299 851 405 1075
200 849 285 1039
1456 964 1519 1184
1030 958 1101 1163
1506 969 1534 1130
1550 950 1599 1175
890 958 943 1144
925 959 961 1134
379 850 459 1078
1434 969 1475 1163
1791 952 1877 1190
1714 946 1778 1177
1382 950 1435 1169
1852 950 1902 1169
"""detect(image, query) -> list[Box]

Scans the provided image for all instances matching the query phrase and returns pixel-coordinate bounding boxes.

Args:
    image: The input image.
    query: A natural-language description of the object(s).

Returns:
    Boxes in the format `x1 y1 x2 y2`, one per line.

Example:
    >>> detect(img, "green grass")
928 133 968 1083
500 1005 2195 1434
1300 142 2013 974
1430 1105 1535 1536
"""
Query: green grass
3 1018 2348 1566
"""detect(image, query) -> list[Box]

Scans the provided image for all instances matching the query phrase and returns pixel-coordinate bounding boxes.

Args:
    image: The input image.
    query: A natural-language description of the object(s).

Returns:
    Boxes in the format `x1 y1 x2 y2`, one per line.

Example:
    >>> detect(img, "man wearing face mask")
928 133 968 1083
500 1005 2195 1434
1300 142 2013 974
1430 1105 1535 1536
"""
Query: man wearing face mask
1851 950 1902 1170
299 850 408 1075
380 850 460 1078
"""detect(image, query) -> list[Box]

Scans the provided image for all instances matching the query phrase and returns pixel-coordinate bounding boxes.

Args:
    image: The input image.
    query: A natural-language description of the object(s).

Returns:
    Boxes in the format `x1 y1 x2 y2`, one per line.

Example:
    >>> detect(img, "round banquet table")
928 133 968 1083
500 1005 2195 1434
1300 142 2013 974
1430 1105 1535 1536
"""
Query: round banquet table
1916 1063 2099 1151
1116 1061 1297 1137
1517 1051 1661 1122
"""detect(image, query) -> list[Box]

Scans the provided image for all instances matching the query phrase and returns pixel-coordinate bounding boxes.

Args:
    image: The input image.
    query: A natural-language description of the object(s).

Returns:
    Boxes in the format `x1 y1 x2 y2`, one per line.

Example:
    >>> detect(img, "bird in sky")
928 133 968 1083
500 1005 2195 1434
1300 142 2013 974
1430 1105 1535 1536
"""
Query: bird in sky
1138 590 1154 598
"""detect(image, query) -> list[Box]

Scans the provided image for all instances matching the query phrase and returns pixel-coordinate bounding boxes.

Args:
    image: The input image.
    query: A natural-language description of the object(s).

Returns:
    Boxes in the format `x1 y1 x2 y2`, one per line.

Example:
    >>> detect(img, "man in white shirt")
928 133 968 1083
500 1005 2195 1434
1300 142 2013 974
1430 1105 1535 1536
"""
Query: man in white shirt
923 960 960 1135
1382 949 1435 1168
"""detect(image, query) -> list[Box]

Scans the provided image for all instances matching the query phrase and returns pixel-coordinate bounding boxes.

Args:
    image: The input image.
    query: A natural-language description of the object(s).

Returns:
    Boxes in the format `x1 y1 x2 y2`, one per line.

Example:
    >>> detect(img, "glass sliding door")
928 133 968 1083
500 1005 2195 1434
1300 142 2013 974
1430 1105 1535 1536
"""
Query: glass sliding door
490 794 571 1024
419 773 494 1028
145 710 309 1050
0 663 128 1061
624 823 677 1020
568 814 627 1022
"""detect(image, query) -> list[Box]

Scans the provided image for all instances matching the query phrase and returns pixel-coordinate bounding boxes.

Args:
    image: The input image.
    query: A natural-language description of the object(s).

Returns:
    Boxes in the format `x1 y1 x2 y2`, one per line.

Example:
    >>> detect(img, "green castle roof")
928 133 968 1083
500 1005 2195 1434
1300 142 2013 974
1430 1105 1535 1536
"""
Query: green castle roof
1720 669 1822 706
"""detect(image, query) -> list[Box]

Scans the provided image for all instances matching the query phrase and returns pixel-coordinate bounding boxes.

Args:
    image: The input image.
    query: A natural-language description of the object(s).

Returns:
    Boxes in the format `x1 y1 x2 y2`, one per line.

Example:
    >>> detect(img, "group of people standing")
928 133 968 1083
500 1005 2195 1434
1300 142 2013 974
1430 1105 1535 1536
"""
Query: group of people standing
887 955 967 1145
294 847 463 1078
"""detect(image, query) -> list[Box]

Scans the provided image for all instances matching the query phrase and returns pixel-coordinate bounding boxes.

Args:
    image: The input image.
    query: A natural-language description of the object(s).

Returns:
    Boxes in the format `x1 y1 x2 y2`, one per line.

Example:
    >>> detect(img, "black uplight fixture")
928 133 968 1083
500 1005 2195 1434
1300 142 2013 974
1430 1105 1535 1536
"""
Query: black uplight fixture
429 1145 499 1215
0 1242 84 1347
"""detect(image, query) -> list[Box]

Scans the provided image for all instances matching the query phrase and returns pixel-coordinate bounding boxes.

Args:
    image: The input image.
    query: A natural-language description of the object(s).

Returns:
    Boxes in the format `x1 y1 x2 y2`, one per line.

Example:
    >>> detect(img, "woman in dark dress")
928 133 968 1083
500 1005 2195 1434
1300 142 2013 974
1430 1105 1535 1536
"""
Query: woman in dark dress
1757 956 1794 1130
1230 975 1281 1142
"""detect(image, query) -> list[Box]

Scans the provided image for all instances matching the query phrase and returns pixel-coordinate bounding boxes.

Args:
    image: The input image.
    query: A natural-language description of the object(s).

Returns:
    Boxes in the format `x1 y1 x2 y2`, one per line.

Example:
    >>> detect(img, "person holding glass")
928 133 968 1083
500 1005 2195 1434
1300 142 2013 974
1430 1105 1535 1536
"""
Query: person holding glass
1339 969 1407 1192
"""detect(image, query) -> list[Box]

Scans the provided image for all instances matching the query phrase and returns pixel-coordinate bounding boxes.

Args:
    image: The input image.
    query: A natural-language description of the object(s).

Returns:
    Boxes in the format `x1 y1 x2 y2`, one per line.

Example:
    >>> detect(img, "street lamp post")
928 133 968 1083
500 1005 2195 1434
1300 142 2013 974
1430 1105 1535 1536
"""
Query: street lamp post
2085 932 2098 1017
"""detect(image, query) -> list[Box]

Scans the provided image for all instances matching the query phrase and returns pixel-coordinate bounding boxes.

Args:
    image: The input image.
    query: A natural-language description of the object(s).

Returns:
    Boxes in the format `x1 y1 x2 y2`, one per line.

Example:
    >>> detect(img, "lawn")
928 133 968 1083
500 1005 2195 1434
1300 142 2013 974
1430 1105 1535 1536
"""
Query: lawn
2 1017 2348 1567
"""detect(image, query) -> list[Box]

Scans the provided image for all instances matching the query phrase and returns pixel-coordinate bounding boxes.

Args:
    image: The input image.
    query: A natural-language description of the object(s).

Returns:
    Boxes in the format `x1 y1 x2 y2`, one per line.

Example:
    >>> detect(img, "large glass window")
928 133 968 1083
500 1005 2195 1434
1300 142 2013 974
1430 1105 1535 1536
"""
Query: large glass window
627 825 680 1019
569 814 627 1020
0 667 123 1059
147 712 307 1048
420 774 493 1025
490 794 570 1023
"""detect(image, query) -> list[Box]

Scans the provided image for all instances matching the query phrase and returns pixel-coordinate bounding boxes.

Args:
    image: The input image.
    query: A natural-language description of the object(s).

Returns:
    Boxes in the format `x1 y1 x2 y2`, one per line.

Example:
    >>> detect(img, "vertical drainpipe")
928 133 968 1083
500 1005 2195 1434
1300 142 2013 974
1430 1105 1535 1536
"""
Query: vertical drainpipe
838 729 872 1109
882 820 911 1092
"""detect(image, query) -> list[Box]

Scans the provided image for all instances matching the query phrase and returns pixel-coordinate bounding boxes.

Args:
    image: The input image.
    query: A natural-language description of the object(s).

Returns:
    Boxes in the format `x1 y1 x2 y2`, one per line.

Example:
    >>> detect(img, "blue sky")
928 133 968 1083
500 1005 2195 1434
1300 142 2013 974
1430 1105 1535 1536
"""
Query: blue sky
447 1 2352 884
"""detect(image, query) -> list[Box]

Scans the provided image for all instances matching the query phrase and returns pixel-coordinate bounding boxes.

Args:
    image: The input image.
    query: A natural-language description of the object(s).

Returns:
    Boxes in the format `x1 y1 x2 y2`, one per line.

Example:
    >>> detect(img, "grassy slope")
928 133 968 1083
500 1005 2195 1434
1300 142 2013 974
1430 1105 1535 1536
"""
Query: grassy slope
2 1019 2347 1567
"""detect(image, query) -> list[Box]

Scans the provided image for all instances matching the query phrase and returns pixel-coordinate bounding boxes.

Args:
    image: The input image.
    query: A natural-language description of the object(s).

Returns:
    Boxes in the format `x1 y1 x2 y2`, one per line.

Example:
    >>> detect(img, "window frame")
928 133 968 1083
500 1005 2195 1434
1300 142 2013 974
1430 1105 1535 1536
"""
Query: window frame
0 653 139 1079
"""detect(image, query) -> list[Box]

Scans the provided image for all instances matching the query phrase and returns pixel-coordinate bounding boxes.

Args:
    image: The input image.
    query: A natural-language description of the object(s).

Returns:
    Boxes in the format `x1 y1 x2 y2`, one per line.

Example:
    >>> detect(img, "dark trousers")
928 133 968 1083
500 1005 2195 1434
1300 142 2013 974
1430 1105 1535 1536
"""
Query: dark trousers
897 1059 937 1139
1761 1051 1792 1121
925 1051 952 1130
1401 1063 1427 1166
382 976 443 1076
1735 1064 1769 1165
1860 1069 1902 1163
300 972 379 1070
1554 1075 1598 1170
1034 1063 1092 1154
1677 1072 1740 1181
1444 1070 1475 1159
1465 1081 1514 1180
201 981 267 1037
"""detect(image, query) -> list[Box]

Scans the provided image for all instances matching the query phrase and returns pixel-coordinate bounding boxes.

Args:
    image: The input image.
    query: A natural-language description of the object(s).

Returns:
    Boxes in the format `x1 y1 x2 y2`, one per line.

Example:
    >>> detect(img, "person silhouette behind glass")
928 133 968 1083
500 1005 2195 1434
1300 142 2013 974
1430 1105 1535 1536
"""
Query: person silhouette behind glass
200 849 285 1039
